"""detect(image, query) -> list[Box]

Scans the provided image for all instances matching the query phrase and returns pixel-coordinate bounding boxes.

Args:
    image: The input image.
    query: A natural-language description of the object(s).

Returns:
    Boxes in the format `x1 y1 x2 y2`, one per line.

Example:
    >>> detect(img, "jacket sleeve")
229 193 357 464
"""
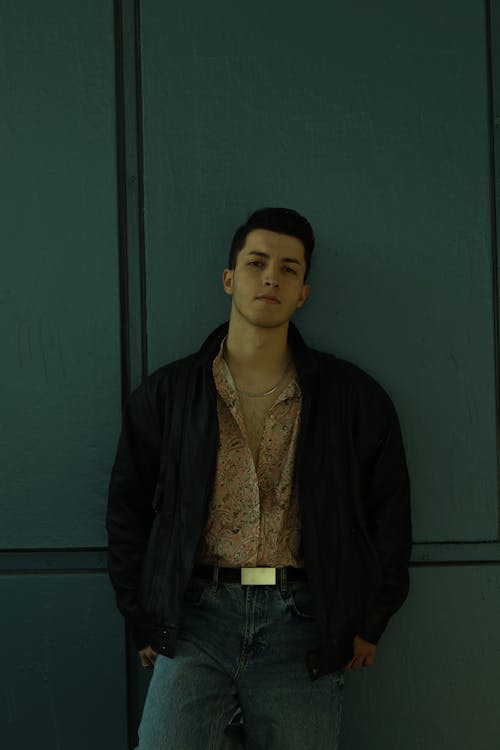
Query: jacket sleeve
358 387 412 644
106 380 162 650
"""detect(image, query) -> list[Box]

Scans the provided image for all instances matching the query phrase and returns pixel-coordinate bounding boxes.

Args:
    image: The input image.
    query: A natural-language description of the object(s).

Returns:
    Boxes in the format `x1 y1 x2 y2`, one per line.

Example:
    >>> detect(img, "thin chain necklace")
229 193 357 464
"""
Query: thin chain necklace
231 359 293 398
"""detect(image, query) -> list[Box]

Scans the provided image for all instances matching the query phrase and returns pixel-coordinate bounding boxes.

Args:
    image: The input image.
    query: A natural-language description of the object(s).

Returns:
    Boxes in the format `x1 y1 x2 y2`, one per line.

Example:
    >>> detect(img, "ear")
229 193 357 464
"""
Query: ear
295 283 311 309
222 268 234 296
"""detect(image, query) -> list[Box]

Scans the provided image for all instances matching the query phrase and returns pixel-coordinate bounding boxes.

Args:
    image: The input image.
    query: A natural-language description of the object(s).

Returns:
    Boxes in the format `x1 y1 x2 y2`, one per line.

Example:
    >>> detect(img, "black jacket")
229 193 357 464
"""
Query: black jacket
107 322 411 679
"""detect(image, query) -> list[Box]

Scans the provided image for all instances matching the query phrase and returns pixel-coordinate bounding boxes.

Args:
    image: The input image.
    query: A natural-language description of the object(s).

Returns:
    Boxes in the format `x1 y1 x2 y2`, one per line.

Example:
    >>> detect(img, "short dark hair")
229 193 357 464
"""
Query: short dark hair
229 207 315 280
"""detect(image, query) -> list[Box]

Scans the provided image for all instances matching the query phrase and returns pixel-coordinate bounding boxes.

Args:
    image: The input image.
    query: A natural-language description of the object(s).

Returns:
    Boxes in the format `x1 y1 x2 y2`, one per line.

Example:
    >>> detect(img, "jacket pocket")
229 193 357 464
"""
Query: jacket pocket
152 480 164 512
182 577 210 608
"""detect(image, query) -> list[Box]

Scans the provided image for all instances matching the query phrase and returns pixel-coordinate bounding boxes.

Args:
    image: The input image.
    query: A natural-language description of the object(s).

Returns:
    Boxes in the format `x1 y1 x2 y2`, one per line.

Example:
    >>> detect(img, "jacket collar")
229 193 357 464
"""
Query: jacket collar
196 321 319 379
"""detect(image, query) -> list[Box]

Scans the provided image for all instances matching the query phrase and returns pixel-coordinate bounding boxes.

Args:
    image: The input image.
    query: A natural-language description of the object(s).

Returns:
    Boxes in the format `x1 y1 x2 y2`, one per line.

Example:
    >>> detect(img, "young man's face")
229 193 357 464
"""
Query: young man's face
222 229 310 330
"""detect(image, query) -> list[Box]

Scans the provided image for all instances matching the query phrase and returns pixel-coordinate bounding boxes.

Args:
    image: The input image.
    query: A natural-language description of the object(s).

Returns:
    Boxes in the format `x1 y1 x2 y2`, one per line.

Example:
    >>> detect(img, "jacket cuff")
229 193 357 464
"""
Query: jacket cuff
130 621 154 652
359 608 391 644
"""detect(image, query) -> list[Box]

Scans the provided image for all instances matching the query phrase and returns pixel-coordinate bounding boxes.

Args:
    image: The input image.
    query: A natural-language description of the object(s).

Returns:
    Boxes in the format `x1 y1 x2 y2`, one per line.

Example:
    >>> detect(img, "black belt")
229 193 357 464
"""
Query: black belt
192 564 307 585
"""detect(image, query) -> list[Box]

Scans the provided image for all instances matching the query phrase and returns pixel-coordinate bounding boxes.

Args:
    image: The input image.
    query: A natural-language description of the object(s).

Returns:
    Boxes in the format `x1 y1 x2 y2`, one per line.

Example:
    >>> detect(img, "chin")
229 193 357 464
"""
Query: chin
233 300 292 329
250 315 291 330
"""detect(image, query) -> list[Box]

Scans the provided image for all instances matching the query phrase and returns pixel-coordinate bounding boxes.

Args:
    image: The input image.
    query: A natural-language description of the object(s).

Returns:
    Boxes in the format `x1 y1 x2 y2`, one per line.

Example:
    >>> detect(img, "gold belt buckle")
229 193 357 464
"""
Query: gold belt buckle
241 567 277 585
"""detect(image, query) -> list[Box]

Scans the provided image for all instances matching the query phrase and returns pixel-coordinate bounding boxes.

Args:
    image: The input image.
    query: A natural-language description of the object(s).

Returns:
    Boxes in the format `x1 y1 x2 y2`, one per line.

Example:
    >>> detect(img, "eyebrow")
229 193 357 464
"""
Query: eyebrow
246 250 303 266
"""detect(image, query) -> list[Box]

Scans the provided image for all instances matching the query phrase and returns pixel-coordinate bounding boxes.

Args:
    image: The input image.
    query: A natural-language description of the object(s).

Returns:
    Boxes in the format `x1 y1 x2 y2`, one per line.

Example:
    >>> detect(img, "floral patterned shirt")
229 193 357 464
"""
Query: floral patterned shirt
196 338 304 567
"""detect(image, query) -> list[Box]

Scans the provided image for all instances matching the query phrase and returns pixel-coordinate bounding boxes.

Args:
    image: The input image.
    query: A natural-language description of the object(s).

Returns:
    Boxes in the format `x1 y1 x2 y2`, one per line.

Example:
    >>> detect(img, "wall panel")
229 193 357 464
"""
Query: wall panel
140 0 498 544
0 0 121 547
0 2 128 747
0 573 127 750
342 564 500 749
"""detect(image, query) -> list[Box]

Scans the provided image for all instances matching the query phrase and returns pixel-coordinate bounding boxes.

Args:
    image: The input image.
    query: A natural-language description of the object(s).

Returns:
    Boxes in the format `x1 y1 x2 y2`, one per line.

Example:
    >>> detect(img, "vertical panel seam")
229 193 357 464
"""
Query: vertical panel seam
114 0 148 401
135 0 148 383
114 0 131 403
485 0 500 539
114 1 148 747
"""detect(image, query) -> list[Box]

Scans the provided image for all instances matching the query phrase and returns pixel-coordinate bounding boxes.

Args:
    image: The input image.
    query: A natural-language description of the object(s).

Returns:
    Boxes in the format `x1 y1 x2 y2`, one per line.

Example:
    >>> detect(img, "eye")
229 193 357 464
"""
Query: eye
248 260 264 267
284 266 297 275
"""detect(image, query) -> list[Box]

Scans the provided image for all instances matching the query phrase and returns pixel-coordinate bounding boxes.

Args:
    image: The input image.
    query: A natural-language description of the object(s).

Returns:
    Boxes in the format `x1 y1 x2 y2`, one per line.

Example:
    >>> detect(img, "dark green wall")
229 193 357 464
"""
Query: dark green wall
142 0 497 544
1 0 121 548
1 1 499 748
0 1 127 747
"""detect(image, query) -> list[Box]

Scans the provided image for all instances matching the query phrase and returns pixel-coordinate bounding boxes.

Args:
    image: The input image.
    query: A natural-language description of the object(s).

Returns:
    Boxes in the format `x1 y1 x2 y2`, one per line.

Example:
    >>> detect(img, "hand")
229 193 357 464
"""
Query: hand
343 635 377 670
139 645 158 668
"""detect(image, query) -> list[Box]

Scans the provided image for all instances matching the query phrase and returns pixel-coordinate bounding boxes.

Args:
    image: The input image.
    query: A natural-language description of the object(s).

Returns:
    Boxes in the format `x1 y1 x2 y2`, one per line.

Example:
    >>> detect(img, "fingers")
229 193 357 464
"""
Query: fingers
139 646 158 668
343 636 377 670
343 654 365 671
363 650 376 667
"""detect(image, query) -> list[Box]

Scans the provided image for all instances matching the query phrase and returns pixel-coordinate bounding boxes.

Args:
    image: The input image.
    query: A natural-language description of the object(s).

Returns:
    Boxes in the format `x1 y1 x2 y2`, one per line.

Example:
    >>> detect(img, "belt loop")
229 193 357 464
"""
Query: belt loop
279 567 287 593
212 565 219 590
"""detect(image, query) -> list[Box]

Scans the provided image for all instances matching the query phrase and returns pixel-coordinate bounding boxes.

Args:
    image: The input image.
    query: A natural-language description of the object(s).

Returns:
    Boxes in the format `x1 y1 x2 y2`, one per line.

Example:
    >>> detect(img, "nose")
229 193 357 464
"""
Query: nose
264 262 279 287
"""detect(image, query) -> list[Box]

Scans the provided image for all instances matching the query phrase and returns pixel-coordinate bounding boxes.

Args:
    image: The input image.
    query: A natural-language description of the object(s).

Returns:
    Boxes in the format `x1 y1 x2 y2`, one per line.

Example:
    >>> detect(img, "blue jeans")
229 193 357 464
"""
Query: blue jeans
136 573 344 749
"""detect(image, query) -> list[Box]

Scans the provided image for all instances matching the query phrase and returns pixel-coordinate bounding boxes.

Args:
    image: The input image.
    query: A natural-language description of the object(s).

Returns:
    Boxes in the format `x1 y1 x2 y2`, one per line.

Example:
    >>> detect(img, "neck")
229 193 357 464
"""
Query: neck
224 311 291 388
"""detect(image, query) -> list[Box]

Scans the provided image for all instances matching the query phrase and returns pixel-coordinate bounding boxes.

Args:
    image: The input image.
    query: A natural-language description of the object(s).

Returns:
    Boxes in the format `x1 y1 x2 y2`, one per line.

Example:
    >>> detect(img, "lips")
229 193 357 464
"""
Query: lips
256 295 280 303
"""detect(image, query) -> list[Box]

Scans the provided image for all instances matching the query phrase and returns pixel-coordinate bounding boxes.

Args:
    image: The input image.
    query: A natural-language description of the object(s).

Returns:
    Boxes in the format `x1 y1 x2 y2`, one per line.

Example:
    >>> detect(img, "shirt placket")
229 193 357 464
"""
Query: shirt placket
255 383 297 562
219 363 262 565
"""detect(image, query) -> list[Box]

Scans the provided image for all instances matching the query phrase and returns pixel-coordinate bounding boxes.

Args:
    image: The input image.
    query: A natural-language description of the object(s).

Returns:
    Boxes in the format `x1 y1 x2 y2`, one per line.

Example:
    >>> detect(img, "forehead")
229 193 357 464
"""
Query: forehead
241 229 305 262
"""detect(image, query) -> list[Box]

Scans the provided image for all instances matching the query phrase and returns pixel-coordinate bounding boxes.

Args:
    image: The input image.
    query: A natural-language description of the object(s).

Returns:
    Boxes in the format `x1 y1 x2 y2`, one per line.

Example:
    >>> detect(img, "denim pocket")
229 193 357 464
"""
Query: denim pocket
286 580 314 619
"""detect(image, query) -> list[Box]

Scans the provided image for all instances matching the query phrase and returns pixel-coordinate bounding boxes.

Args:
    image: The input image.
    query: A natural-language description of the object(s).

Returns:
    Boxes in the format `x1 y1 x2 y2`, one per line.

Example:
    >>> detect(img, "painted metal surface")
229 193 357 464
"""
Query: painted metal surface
0 0 121 548
0 573 127 750
342 565 500 748
0 2 128 749
140 0 498 544
1 0 499 748
135 1 500 746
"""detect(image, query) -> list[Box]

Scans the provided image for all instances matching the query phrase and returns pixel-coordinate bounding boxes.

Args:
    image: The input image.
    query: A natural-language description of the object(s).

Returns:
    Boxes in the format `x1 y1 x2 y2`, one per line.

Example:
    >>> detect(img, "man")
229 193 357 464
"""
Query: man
107 207 412 749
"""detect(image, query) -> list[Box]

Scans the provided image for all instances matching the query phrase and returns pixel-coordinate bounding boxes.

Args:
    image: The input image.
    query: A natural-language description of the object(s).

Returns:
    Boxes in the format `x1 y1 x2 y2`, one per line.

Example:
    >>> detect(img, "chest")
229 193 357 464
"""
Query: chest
237 374 297 467
238 394 275 465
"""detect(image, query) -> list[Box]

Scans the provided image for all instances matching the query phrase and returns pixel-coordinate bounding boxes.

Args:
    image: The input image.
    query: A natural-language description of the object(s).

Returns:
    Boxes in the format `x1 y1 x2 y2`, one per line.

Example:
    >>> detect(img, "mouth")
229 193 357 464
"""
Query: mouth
256 295 280 304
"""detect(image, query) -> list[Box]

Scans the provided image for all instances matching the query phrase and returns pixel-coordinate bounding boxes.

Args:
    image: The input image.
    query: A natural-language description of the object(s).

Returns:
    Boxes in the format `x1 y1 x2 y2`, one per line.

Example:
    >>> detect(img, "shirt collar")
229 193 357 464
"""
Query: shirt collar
212 336 237 407
212 336 301 405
